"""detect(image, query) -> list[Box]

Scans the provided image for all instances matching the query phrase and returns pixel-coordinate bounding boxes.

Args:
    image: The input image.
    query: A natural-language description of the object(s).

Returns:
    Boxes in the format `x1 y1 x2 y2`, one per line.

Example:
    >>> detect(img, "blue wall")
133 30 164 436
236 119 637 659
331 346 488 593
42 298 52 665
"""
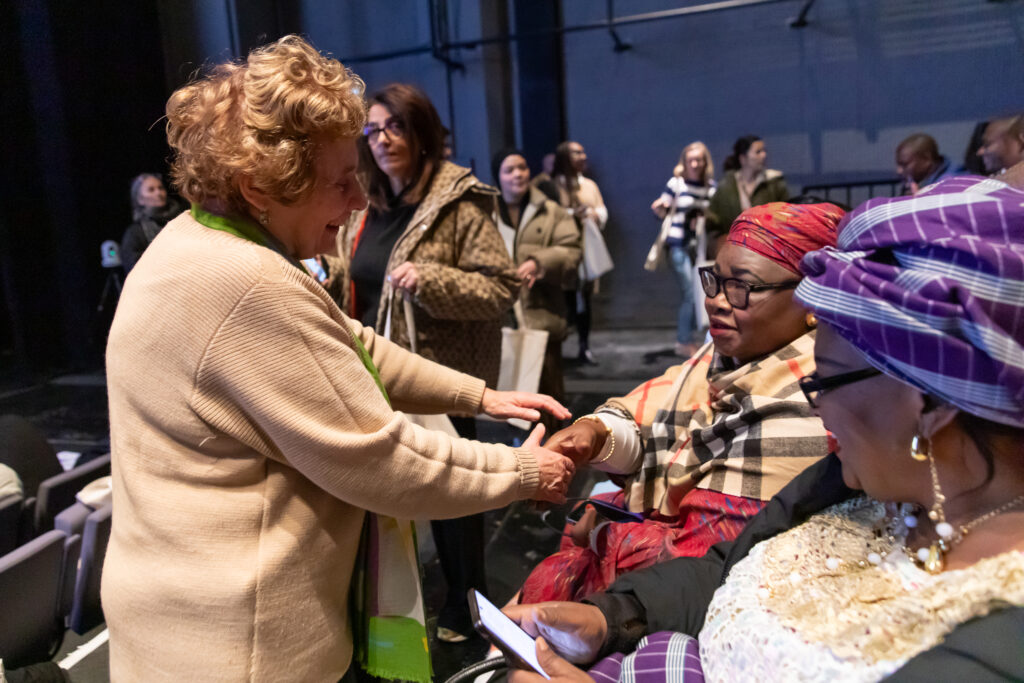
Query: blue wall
289 0 1024 327
559 0 1024 326
10 0 1021 373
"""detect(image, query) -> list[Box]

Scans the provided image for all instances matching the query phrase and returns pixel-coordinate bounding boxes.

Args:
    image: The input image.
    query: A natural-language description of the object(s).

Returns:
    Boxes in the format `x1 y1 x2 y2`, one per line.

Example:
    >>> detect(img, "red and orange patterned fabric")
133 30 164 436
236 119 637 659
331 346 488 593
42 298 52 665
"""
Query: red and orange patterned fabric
521 488 764 603
727 202 844 274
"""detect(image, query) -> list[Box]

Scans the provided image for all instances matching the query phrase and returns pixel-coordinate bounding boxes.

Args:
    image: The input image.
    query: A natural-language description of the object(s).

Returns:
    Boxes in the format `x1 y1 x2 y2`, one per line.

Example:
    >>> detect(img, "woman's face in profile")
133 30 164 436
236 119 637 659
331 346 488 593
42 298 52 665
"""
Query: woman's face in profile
704 243 807 364
813 324 923 501
138 177 167 208
740 141 767 173
366 104 413 184
568 142 588 174
263 136 367 259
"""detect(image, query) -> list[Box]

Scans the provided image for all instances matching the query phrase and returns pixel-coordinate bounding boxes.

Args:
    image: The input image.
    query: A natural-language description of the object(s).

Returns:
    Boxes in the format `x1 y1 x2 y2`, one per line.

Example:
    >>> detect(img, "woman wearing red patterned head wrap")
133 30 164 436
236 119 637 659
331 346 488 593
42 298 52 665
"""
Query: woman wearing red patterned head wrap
518 202 844 604
727 201 844 274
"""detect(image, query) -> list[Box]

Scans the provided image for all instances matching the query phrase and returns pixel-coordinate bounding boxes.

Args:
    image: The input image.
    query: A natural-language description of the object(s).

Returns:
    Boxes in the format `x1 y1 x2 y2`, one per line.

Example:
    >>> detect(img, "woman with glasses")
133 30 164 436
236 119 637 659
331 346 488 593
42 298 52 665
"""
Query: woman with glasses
503 174 1024 683
517 202 844 604
331 83 522 643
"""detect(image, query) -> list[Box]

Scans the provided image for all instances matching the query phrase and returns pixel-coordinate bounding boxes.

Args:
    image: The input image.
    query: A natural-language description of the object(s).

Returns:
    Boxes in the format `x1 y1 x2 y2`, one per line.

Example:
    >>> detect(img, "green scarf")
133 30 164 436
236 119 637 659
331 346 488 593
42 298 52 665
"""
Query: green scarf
192 205 432 682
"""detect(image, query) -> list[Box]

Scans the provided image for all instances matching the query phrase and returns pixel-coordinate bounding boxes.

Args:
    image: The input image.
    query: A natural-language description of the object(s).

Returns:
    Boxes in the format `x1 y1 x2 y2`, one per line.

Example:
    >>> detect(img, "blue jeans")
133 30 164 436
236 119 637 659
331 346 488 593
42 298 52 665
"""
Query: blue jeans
668 245 695 344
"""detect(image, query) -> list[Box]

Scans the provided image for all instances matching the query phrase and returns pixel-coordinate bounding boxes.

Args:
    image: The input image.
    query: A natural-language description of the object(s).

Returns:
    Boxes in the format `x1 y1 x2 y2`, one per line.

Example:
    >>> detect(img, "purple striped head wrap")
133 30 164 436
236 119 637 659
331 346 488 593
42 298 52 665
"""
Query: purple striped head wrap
795 176 1024 428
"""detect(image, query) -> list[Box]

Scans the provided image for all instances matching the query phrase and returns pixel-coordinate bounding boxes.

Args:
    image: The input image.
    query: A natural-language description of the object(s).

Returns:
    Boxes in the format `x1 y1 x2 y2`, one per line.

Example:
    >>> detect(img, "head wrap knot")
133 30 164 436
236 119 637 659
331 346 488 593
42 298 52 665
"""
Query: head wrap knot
796 176 1024 428
727 202 845 274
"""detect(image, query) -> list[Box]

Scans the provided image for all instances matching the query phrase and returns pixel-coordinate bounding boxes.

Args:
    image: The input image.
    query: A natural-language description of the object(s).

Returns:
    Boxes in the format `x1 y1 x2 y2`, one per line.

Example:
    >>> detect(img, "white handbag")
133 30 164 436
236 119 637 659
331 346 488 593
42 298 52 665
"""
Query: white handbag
644 212 674 272
384 290 460 437
494 302 549 430
692 214 712 330
580 216 614 281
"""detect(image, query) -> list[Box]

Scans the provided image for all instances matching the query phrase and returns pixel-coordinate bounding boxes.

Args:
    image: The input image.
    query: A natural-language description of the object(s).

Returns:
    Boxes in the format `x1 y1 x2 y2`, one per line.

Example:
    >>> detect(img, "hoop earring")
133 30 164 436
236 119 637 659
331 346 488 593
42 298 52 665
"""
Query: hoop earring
805 313 818 329
258 209 269 227
910 434 929 462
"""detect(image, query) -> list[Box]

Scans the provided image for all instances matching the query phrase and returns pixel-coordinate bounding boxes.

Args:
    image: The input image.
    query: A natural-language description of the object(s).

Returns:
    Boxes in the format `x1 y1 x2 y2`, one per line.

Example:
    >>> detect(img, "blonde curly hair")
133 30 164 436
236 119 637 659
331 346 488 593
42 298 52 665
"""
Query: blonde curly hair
166 35 366 215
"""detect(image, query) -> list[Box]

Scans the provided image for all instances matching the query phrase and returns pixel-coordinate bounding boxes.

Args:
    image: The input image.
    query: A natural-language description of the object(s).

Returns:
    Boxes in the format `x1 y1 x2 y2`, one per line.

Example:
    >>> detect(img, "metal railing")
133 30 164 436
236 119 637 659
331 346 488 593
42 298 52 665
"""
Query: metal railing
801 178 904 208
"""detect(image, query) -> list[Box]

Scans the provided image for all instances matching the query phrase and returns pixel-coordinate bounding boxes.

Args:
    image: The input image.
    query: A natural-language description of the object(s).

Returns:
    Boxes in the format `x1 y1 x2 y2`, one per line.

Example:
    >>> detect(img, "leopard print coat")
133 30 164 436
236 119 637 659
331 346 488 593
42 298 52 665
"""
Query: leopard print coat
331 161 519 387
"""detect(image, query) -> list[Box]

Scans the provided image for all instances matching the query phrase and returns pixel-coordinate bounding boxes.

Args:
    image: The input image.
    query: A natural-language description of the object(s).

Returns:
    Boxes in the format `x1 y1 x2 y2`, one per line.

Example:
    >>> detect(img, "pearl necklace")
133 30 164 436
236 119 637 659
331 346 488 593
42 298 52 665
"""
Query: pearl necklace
822 496 1024 575
903 493 1024 574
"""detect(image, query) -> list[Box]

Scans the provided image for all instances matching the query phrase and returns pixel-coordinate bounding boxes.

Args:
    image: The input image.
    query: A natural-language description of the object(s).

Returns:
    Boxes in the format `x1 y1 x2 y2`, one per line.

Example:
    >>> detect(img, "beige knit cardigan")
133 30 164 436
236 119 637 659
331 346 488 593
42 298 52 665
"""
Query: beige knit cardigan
102 212 539 682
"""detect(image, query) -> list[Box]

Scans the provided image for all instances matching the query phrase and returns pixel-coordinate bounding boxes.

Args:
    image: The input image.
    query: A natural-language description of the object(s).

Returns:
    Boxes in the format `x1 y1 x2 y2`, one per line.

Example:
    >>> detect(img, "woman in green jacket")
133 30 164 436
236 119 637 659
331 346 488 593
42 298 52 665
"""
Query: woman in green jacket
706 135 788 249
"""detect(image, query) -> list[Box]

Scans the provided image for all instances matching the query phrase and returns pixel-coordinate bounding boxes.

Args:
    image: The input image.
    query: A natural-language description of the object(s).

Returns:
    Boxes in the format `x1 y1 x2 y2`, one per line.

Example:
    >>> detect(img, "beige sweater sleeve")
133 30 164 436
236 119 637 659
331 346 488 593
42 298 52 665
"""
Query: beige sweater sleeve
190 275 539 519
344 313 486 416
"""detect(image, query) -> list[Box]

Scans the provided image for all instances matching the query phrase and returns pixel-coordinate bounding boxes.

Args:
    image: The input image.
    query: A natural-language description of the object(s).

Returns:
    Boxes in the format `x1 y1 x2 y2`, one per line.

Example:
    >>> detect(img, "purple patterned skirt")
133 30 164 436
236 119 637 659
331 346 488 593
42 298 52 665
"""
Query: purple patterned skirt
589 631 704 683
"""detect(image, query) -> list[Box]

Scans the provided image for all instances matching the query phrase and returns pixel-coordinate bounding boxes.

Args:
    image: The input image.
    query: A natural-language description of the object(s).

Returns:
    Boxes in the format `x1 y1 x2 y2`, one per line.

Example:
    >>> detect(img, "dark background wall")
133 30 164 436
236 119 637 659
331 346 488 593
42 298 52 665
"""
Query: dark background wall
2 0 1022 377
2 0 172 378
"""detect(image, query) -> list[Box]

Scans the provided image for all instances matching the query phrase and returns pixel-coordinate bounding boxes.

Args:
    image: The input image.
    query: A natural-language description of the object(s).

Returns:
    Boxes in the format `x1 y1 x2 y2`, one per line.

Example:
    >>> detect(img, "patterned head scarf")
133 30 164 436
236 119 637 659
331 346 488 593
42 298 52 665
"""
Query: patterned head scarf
727 202 845 274
796 176 1024 428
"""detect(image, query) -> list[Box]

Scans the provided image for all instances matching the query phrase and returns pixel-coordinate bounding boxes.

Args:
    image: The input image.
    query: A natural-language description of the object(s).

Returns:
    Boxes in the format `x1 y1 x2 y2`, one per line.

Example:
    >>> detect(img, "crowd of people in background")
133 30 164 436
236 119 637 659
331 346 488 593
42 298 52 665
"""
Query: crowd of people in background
89 34 1024 683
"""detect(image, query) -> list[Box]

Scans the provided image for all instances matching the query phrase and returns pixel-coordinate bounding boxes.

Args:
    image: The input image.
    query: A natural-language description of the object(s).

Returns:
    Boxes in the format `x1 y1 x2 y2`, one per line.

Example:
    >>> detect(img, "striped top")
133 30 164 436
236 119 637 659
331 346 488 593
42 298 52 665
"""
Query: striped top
660 177 715 246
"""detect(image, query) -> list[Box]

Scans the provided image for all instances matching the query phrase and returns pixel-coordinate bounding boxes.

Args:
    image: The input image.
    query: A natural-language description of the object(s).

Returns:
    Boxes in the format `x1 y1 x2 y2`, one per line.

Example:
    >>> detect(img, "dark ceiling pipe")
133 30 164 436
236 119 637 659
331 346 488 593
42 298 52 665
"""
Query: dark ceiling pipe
338 0 792 64
790 0 817 28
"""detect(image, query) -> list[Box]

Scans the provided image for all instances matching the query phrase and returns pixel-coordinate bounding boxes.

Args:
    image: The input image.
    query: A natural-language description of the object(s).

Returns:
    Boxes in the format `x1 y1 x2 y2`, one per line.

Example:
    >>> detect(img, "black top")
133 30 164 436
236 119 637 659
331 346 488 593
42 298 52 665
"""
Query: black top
349 189 417 327
120 198 185 274
586 454 1024 680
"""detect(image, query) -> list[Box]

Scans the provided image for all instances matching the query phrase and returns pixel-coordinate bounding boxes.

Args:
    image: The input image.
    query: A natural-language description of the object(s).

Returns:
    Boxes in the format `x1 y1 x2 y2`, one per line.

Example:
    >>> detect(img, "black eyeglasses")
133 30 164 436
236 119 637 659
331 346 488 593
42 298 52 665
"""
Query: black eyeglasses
362 117 405 142
698 266 802 310
799 367 882 408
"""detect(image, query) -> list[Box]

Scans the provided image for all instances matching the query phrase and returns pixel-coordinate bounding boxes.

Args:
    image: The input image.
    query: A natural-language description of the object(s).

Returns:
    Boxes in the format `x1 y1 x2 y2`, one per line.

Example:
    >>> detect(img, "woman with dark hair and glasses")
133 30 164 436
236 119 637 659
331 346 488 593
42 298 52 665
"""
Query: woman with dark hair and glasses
330 83 522 643
504 174 1024 683
515 202 844 604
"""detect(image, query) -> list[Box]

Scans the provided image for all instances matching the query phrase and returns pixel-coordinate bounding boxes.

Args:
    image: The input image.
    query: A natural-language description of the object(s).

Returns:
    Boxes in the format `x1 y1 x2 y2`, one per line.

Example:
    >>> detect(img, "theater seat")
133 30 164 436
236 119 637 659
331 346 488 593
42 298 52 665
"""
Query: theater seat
0 493 22 556
68 503 112 635
33 454 111 536
0 529 80 668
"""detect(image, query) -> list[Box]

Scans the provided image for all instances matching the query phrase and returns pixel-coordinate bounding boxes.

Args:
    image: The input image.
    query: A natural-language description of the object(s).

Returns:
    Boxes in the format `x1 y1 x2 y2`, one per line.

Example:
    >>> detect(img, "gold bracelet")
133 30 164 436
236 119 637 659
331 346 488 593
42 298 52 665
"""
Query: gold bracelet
573 415 614 464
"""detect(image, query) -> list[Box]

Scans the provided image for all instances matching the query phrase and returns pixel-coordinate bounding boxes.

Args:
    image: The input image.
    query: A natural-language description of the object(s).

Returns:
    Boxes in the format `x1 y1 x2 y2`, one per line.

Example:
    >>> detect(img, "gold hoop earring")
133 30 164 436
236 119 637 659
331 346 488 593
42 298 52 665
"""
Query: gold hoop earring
805 313 818 329
910 434 929 462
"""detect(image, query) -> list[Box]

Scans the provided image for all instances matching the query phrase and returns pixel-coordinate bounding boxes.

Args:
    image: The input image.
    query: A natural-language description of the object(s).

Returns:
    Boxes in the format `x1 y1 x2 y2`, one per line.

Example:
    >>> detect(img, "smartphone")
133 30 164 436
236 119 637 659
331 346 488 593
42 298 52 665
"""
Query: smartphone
467 589 550 679
301 257 328 283
567 498 645 524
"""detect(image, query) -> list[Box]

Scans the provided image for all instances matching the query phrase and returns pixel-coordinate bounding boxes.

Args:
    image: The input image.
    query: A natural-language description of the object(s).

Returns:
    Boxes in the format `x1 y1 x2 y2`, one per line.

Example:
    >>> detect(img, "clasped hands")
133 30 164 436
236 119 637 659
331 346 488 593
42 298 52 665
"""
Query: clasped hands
477 400 610 506
461 411 616 679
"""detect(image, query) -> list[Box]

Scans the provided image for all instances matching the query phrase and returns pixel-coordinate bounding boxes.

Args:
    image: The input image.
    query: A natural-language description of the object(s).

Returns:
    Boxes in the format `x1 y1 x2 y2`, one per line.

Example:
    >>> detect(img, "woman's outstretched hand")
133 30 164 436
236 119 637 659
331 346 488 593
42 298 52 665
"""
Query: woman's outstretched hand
523 425 575 505
480 388 571 423
503 601 608 667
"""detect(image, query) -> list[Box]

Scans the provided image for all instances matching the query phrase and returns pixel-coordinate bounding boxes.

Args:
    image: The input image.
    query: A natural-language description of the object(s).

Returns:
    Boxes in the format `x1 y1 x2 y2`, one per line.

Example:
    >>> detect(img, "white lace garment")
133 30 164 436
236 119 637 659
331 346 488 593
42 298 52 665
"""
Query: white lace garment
699 496 1024 682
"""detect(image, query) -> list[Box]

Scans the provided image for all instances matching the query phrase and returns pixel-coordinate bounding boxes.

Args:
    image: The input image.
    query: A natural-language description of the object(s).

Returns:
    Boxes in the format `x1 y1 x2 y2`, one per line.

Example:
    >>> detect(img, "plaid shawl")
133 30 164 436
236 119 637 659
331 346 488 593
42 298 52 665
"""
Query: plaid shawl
600 331 830 515
797 176 1024 428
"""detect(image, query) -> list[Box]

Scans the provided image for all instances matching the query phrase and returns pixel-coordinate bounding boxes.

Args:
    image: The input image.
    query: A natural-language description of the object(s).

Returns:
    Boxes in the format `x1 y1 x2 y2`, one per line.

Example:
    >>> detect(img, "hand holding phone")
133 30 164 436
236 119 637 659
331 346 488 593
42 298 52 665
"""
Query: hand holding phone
468 589 550 679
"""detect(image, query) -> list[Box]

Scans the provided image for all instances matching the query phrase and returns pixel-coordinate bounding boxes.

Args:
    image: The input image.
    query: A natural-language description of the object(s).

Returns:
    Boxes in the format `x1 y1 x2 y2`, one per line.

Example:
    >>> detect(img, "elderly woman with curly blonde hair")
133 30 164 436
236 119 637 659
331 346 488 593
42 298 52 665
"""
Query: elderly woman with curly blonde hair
102 35 573 683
